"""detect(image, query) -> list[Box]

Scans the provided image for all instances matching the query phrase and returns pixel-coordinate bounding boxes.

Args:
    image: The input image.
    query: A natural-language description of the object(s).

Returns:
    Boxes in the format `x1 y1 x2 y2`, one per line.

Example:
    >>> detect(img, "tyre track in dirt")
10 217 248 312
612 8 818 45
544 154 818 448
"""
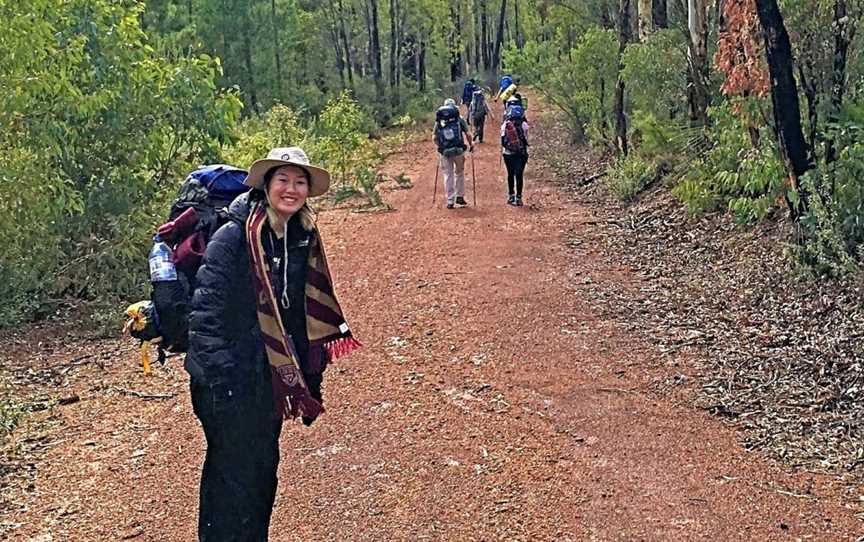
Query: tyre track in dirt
1 97 861 540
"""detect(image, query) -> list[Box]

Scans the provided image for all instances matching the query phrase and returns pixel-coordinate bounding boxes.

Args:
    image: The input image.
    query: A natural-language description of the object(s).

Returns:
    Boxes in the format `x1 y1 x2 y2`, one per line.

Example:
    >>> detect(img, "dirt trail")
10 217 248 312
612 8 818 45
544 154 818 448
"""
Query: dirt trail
2 99 862 541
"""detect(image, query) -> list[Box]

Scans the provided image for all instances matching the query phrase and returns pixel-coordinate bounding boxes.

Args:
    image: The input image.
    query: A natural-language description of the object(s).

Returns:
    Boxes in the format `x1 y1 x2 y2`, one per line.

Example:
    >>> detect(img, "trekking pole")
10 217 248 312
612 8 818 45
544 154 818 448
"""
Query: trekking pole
471 152 477 206
432 160 440 206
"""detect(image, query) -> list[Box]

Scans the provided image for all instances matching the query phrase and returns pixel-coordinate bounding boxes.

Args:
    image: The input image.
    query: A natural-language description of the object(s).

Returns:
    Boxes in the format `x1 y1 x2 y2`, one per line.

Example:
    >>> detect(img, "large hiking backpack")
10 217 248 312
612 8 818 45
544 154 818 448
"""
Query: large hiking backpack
137 165 250 353
470 90 488 121
502 106 527 155
435 106 466 157
462 80 476 103
499 75 514 92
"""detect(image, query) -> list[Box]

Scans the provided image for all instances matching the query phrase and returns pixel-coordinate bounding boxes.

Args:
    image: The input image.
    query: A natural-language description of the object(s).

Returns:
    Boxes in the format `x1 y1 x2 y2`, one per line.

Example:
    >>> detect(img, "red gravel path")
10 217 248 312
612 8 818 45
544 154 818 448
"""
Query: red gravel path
1 100 861 541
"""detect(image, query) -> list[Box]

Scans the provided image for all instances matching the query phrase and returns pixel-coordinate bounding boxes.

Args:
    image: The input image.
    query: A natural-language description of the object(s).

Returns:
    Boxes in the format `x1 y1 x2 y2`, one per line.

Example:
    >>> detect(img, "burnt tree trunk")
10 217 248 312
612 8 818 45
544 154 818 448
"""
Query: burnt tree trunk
271 0 284 102
755 0 812 214
481 0 490 70
492 0 507 70
338 0 354 88
417 36 427 91
653 0 668 28
515 0 523 48
368 0 383 90
389 0 397 89
826 0 855 163
474 0 481 69
614 0 631 155
450 3 463 80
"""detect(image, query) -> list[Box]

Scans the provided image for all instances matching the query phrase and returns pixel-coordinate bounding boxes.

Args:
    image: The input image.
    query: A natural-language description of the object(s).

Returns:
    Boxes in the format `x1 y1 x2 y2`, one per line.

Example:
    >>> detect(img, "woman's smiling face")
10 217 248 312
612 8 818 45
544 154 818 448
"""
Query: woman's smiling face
267 165 310 217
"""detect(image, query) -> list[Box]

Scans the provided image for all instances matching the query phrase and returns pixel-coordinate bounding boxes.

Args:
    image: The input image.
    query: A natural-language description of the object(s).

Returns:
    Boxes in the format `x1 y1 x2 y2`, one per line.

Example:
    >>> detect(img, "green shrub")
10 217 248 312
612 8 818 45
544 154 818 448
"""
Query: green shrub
606 155 656 201
0 395 25 445
671 102 787 222
621 29 688 120
0 0 241 324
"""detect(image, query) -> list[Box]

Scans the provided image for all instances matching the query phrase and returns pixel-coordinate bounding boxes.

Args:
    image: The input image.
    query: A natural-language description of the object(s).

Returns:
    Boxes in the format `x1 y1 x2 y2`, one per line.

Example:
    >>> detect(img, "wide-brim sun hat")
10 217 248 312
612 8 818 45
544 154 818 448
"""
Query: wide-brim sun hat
244 147 331 197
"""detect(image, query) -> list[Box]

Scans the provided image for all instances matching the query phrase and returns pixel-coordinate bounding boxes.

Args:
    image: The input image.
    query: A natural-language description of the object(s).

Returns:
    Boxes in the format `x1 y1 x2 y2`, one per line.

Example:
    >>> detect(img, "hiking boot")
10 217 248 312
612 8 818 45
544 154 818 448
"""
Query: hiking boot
446 202 455 209
455 196 468 207
507 194 516 205
515 195 524 207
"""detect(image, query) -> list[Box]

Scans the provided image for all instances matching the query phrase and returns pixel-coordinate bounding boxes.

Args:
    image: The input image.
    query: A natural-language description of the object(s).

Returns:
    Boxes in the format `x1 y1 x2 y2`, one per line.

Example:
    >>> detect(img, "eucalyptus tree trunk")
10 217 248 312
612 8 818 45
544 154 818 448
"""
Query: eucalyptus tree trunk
638 0 653 38
687 0 709 124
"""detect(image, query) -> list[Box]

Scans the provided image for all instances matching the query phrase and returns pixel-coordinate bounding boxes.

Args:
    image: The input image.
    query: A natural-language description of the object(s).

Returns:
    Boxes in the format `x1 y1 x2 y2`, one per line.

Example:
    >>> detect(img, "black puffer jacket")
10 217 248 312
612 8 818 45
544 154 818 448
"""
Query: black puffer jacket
184 192 322 401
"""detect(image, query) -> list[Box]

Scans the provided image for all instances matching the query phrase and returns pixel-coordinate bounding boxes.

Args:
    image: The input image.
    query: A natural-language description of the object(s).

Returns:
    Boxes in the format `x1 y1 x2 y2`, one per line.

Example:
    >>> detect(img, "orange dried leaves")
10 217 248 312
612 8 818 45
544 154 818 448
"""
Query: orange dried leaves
715 0 770 107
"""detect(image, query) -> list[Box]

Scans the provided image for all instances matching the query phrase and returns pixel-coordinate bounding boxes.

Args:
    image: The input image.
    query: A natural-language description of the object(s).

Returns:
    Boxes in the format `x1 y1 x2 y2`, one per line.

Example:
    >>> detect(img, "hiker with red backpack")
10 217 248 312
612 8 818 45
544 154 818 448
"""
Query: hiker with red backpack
183 147 360 540
501 105 530 206
433 98 474 209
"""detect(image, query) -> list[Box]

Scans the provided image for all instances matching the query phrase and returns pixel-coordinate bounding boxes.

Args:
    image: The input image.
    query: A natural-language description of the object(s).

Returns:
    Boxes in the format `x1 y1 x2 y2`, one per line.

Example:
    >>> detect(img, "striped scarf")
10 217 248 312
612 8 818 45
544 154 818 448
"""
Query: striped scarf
246 202 361 421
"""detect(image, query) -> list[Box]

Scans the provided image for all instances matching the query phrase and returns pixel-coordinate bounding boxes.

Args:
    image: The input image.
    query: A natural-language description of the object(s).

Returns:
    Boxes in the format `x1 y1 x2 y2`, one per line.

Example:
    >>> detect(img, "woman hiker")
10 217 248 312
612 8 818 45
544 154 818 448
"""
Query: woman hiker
500 104 530 206
184 147 361 541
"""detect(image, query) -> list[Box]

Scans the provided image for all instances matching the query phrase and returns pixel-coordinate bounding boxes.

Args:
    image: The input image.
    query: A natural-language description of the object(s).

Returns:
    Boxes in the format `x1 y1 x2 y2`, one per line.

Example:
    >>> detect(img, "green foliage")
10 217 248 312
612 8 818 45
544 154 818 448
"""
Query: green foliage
501 40 555 86
620 29 688 120
672 103 787 222
792 170 860 276
223 104 309 167
606 154 656 202
393 173 413 188
0 0 240 324
792 104 864 273
503 29 618 144
0 394 25 444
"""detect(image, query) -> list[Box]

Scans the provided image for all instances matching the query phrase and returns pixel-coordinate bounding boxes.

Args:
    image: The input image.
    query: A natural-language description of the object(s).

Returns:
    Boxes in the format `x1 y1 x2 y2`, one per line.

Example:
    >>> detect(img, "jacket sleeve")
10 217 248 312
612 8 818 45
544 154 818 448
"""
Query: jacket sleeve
186 222 244 384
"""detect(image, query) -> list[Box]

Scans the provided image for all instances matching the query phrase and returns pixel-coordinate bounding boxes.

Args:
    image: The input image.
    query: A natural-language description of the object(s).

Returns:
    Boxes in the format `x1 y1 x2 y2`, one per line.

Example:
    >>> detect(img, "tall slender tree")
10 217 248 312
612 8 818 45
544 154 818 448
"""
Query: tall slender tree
754 0 812 213
492 0 508 70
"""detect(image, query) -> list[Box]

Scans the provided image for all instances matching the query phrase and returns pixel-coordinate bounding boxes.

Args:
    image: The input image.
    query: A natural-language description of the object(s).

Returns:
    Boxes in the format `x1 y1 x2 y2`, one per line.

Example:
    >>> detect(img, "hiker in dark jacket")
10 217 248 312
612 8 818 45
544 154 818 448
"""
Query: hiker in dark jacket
185 147 360 541
461 78 476 116
500 106 530 207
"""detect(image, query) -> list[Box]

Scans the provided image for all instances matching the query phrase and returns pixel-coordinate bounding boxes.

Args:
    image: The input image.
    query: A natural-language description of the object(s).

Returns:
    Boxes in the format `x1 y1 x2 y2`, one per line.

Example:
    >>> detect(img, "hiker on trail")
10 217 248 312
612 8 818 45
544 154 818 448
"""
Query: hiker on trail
501 105 529 207
433 98 474 209
505 92 526 116
461 78 476 116
495 73 516 102
469 88 491 143
185 147 360 541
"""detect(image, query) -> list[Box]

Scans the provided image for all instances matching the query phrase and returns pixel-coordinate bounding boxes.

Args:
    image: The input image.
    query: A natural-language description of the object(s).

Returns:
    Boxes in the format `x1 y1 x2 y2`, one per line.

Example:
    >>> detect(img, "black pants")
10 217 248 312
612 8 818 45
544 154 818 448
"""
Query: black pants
192 377 283 542
503 153 528 196
472 114 486 142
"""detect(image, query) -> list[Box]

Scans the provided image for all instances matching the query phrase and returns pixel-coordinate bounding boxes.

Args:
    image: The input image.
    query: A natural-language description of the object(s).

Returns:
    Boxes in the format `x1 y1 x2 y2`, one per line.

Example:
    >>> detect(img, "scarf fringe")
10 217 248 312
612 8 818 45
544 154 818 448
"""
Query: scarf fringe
270 366 325 421
325 336 363 360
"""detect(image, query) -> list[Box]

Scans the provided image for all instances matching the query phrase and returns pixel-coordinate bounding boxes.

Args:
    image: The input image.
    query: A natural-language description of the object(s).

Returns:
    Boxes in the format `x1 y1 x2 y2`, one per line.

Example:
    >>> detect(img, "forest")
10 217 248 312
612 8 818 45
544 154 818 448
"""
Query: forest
5 1 864 539
2 1 863 326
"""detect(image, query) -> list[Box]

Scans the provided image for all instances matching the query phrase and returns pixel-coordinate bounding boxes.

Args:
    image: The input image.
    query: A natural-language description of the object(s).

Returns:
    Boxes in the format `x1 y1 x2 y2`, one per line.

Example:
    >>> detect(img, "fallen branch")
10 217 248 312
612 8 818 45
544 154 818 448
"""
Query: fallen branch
113 387 176 401
577 171 607 186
